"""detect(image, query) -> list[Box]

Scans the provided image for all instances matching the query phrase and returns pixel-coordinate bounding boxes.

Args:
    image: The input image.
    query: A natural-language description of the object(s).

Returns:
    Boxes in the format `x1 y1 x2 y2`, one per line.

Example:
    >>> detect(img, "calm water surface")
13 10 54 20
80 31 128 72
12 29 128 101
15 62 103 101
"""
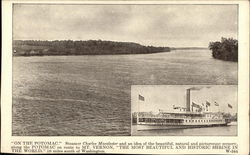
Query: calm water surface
12 50 237 136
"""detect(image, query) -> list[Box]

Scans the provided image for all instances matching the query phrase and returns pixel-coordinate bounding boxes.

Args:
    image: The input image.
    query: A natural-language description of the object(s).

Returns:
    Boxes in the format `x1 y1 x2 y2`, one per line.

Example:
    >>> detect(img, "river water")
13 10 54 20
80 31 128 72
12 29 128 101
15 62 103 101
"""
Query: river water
12 50 237 136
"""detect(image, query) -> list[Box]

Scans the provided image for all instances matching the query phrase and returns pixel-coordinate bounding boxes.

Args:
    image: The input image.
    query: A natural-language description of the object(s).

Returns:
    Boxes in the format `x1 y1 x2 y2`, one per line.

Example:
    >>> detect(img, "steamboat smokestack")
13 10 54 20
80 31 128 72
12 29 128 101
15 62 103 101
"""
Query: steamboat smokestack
186 89 191 112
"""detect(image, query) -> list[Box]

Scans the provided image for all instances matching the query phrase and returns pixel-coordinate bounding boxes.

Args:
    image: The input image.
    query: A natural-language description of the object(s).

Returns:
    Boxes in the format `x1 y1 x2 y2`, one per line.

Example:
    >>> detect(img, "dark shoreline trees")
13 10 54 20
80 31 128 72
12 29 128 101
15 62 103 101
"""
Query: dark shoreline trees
209 37 238 62
13 40 171 56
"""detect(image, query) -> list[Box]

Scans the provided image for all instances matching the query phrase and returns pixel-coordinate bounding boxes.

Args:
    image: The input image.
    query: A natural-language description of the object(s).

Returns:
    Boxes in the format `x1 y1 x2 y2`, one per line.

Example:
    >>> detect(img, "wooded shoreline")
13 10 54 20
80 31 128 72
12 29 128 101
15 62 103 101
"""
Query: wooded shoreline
209 38 238 62
13 40 171 56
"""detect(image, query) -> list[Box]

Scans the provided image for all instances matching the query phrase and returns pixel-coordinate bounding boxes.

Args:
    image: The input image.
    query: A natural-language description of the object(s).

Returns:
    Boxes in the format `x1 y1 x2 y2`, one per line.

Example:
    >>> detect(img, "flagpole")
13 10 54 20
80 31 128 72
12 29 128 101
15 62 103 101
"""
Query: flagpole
137 99 139 124
137 94 145 124
228 103 231 114
215 102 220 113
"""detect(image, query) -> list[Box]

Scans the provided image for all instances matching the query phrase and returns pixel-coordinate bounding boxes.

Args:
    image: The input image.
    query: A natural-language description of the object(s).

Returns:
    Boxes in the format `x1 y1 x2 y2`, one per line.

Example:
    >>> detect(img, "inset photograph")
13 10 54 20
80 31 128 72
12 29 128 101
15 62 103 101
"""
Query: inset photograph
131 85 237 136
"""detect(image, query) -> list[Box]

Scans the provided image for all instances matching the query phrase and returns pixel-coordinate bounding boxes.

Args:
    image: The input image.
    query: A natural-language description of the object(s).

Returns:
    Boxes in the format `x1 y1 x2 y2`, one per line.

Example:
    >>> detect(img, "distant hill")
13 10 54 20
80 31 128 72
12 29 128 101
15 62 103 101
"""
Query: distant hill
13 40 171 56
171 47 208 50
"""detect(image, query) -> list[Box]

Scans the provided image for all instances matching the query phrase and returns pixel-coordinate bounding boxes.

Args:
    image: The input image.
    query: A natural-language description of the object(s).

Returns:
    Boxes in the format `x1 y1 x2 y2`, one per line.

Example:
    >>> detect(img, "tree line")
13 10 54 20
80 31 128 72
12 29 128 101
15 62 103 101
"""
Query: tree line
13 40 171 56
209 37 238 62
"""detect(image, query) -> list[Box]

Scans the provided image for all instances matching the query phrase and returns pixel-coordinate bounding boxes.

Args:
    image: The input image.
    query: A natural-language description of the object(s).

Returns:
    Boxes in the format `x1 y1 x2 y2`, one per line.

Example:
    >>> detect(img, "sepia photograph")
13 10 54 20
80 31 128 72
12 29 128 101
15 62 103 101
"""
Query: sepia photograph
12 4 238 136
131 85 237 136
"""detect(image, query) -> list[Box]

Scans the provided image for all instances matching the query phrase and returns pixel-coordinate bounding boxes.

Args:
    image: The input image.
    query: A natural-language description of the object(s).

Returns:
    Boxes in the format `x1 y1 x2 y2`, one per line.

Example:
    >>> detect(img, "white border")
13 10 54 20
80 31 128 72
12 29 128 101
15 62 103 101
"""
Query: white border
1 1 249 154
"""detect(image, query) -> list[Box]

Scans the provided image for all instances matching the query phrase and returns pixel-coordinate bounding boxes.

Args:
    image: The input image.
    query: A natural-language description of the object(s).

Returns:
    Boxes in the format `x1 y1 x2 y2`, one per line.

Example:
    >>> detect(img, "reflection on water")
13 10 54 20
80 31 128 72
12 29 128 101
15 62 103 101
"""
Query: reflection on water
132 124 237 136
13 50 237 136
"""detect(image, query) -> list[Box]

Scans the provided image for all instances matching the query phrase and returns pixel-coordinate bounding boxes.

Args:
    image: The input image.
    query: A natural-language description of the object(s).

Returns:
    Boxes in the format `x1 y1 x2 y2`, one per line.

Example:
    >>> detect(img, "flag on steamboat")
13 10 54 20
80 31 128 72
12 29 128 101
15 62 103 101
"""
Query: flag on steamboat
138 94 145 101
206 101 211 106
214 101 219 106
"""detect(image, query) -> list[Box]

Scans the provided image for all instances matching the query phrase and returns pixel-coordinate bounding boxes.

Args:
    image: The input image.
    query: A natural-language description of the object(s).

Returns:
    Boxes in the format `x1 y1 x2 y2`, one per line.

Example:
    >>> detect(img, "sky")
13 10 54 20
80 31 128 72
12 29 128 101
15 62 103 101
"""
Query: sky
13 4 238 47
131 85 237 114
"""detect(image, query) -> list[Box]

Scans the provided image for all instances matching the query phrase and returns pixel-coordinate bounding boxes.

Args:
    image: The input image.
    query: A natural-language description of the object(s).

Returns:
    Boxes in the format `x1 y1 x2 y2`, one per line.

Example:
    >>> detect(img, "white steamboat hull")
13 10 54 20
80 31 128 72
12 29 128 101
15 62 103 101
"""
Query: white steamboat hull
136 123 228 131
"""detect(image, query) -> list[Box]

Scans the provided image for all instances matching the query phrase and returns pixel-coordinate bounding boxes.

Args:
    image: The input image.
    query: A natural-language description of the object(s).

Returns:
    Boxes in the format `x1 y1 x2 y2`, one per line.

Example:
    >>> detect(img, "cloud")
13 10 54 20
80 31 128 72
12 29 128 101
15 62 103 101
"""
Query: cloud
13 4 238 47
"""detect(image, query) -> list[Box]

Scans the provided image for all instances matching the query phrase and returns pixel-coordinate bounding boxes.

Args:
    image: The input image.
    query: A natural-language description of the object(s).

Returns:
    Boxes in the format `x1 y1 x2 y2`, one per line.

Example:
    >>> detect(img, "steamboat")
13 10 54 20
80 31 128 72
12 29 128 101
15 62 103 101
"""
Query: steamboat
135 88 232 131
